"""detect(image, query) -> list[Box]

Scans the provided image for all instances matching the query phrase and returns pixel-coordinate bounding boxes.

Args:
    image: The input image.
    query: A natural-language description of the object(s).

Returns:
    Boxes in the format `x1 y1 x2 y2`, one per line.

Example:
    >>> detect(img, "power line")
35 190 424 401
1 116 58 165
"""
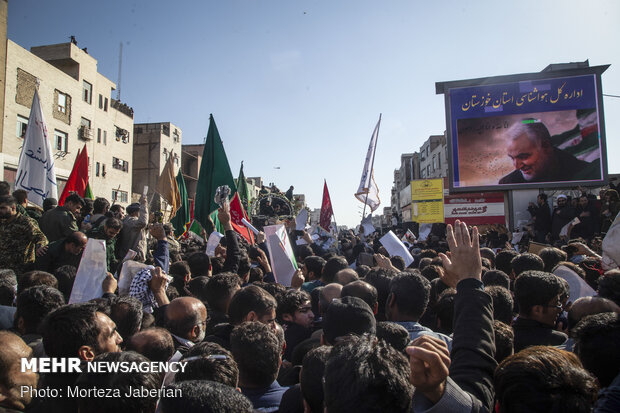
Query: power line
603 93 620 99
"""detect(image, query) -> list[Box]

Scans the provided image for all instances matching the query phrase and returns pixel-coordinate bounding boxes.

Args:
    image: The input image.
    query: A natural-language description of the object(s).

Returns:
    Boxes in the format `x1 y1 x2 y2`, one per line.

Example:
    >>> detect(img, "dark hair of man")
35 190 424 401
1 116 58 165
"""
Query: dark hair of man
495 249 519 275
493 320 514 364
17 270 57 295
205 272 241 313
230 321 280 387
296 244 314 262
248 266 264 283
253 281 286 303
187 252 211 278
237 252 252 277
572 312 620 388
355 264 371 278
482 270 511 290
539 247 568 273
15 286 65 334
290 337 321 367
0 195 16 207
82 198 93 215
228 285 277 325
126 327 174 362
42 197 57 212
141 312 155 329
494 346 598 413
304 256 326 278
0 280 15 306
511 253 544 277
390 256 406 271
341 280 378 311
389 272 430 321
301 346 331 413
480 247 496 268
0 268 17 287
109 204 122 214
277 289 310 322
434 288 456 335
104 217 122 231
0 181 10 196
159 380 254 413
75 351 160 413
364 267 397 320
169 261 191 290
210 256 225 275
92 197 110 214
322 296 376 344
322 256 349 284
597 271 620 306
485 286 514 325
12 189 27 204
418 257 432 271
420 265 442 282
41 303 101 357
420 249 438 259
178 341 239 386
429 277 449 307
538 193 548 203
324 335 413 413
578 257 604 291
514 271 562 317
375 321 410 353
186 275 209 303
65 193 85 207
109 295 143 341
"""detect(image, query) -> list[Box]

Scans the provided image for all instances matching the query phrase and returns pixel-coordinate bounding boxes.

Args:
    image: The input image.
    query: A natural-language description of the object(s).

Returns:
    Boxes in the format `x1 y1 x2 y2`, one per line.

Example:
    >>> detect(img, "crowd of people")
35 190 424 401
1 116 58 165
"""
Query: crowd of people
1 180 619 412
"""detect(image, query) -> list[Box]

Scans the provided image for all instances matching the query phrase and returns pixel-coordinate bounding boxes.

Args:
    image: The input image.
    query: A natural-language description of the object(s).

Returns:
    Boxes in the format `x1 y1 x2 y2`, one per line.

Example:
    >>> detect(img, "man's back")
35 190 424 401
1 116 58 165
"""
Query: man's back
39 207 76 242
0 212 47 274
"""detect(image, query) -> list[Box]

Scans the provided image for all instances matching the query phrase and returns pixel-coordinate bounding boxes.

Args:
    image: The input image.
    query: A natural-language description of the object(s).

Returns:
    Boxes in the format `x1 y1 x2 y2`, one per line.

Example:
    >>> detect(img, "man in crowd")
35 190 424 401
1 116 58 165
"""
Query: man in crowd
38 193 84 242
87 217 123 272
551 194 576 241
528 193 552 243
512 270 567 351
116 195 148 262
34 231 87 273
0 195 48 275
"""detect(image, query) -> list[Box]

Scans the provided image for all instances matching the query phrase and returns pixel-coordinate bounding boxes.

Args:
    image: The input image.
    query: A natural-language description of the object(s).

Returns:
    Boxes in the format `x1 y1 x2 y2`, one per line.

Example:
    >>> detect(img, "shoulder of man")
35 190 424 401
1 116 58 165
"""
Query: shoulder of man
499 170 524 184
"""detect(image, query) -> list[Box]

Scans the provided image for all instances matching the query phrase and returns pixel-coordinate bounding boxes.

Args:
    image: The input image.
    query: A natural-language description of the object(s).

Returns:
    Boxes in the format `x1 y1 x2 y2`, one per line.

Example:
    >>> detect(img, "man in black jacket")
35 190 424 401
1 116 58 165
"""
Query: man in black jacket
527 193 552 243
512 270 567 352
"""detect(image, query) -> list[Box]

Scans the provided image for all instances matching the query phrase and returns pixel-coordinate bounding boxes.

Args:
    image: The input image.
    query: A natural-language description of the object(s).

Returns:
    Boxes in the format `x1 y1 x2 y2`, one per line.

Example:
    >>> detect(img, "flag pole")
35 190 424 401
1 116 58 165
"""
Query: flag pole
362 113 381 220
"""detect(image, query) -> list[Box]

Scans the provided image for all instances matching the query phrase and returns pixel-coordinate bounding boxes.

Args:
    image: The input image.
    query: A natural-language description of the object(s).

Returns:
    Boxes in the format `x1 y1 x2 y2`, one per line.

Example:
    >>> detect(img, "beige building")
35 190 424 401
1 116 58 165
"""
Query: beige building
0 40 134 205
133 122 182 205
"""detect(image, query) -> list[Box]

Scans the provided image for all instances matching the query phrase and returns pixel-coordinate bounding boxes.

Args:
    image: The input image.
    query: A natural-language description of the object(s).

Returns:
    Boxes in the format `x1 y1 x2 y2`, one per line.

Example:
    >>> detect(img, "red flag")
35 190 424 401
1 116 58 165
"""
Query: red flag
59 144 89 205
230 192 255 244
320 180 334 230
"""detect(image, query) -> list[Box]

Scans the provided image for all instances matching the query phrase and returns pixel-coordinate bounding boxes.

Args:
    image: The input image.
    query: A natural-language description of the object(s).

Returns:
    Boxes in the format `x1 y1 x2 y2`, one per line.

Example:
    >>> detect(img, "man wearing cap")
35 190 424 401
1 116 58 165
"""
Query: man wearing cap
551 194 577 241
116 195 148 262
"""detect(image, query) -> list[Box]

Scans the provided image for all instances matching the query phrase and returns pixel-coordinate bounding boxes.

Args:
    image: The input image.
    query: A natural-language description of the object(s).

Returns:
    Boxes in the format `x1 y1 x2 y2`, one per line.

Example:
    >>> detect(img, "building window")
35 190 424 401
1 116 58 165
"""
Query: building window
173 129 180 142
112 157 129 172
96 162 100 177
83 80 92 104
162 124 170 136
427 165 430 176
104 97 108 111
58 92 68 113
103 130 107 145
432 156 437 170
115 126 129 143
79 117 92 140
54 130 68 152
16 115 28 138
98 94 103 109
102 164 106 177
421 169 426 178
438 153 441 169
97 128 101 143
112 189 128 203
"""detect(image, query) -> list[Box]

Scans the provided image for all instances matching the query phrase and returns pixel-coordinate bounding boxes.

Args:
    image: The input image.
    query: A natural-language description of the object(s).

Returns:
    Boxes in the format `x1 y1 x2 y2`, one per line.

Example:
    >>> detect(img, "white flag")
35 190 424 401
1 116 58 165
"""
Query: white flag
264 224 297 287
15 89 58 206
355 116 381 212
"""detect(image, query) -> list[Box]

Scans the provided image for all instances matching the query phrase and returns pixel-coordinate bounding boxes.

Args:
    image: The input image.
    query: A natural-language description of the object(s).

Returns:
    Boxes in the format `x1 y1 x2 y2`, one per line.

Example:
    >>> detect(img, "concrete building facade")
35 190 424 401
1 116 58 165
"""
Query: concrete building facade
132 122 182 204
419 134 448 179
0 40 134 205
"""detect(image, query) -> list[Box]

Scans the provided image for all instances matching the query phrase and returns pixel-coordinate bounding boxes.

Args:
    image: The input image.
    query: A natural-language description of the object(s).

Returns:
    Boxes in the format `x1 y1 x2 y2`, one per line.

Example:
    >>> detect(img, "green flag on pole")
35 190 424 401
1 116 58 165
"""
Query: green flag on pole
170 169 190 237
194 115 237 234
237 161 252 214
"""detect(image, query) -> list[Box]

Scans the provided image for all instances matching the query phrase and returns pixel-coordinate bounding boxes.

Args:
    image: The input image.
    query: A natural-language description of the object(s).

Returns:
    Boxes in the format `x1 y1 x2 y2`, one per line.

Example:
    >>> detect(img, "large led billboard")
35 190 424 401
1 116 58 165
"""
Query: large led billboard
436 66 609 192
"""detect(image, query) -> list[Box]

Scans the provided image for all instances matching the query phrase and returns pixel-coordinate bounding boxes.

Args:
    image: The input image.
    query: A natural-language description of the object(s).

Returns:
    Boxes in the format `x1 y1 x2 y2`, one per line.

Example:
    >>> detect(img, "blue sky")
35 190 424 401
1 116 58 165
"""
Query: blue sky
8 0 620 228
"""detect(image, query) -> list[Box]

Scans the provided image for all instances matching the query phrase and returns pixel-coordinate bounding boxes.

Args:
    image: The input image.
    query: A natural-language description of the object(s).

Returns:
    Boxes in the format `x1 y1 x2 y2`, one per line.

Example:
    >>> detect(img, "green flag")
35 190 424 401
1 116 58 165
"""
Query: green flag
237 161 252 214
194 115 237 234
84 182 94 200
170 169 190 237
